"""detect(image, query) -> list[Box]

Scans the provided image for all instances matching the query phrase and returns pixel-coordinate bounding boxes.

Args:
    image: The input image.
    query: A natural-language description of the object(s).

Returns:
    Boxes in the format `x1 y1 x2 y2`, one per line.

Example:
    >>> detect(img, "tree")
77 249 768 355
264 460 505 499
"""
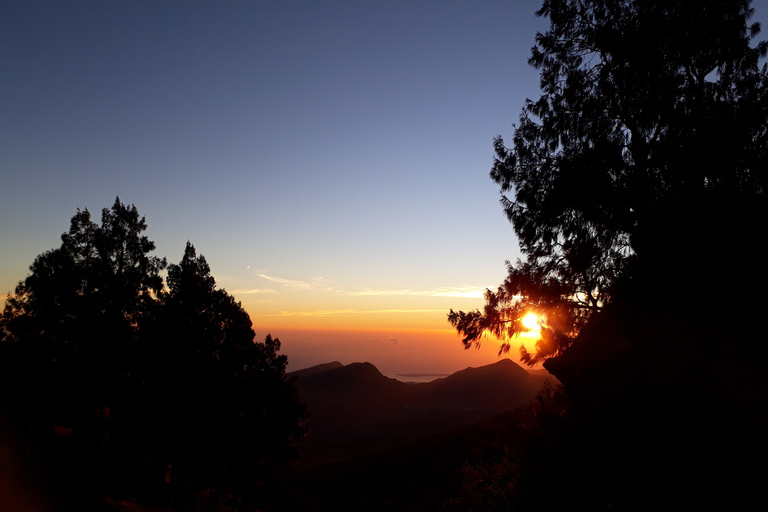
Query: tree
1 198 166 425
450 0 768 366
1 197 167 509
448 3 768 508
1 202 307 512
3 198 166 379
146 242 307 511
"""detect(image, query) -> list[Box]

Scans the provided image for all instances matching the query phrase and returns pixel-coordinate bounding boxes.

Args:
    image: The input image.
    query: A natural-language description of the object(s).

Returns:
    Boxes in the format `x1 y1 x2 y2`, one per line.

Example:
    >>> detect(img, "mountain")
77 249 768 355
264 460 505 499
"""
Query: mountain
288 361 344 379
290 359 550 463
423 358 544 410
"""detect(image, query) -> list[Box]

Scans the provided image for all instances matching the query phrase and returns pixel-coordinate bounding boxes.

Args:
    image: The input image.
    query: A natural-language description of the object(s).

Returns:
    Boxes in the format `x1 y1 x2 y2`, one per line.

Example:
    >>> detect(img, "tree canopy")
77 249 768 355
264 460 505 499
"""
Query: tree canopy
447 3 768 508
0 198 306 512
450 0 768 366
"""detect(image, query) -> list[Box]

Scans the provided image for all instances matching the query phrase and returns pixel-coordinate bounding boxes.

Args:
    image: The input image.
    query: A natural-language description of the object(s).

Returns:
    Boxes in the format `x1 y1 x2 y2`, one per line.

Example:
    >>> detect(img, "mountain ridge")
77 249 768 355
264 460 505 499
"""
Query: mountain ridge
290 358 551 463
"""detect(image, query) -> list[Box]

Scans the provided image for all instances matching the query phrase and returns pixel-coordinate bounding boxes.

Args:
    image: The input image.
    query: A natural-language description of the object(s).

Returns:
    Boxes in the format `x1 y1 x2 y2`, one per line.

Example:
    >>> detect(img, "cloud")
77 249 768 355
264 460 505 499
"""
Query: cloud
363 336 401 345
257 273 335 291
349 285 487 299
253 274 485 298
366 309 446 314
430 287 488 298
348 289 414 296
229 288 276 295
273 309 357 317
257 273 309 288
249 308 443 318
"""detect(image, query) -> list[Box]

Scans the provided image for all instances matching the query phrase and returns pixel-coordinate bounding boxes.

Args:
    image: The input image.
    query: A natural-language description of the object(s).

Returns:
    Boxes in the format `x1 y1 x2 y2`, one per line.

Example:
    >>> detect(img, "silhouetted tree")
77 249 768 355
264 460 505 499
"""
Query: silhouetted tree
449 1 768 509
1 198 166 509
450 0 768 365
444 382 571 512
1 202 306 512
147 242 308 511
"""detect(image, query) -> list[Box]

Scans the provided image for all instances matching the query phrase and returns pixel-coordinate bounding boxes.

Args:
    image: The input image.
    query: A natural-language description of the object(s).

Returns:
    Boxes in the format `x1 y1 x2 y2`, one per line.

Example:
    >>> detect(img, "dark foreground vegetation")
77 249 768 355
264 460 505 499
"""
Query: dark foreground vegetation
0 198 307 511
4 0 768 510
289 372 567 512
448 0 768 510
291 359 551 464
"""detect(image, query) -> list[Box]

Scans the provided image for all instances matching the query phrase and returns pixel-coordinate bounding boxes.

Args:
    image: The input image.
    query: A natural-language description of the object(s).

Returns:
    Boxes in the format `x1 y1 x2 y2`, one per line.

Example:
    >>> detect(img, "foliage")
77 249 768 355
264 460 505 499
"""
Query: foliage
144 242 307 510
3 198 165 365
450 0 768 364
0 198 168 509
449 4 768 508
443 381 571 512
0 199 306 511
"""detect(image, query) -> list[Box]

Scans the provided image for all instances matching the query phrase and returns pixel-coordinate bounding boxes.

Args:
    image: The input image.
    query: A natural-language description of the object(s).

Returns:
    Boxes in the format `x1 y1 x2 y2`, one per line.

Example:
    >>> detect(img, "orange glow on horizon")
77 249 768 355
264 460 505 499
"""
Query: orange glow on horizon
243 303 455 331
251 324 547 375
239 290 549 373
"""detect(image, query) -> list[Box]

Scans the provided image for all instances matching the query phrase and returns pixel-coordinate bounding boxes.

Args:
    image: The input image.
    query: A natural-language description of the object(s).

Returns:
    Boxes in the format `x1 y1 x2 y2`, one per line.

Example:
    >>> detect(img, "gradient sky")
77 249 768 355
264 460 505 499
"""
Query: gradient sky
4 1 766 376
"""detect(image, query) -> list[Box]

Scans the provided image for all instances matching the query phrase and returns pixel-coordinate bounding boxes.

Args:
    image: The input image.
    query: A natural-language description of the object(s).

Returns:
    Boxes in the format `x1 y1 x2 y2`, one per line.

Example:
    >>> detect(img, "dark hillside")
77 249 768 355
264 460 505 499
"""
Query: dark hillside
425 358 546 410
293 361 418 412
289 404 536 511
288 361 344 379
291 360 550 464
291 362 422 461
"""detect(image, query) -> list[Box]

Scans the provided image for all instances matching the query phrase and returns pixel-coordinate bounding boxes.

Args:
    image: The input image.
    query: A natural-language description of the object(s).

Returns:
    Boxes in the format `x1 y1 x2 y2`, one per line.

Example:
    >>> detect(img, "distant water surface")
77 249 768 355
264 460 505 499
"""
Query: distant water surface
390 373 451 383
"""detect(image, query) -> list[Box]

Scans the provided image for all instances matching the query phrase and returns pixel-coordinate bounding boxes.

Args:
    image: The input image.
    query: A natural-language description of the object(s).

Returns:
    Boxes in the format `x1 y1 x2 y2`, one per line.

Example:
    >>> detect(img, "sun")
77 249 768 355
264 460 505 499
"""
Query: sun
521 312 539 331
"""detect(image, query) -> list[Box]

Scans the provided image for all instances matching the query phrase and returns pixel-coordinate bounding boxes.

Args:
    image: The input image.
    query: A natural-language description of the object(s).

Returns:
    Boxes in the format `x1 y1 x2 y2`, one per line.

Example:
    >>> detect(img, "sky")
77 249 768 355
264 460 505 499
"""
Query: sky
4 1 767 376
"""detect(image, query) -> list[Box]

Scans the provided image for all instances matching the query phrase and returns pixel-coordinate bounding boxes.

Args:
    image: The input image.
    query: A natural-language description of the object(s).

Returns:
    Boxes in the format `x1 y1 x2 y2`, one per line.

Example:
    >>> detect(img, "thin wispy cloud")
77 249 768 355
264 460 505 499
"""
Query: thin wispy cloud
363 337 401 345
349 285 487 299
251 308 445 318
349 289 416 297
366 309 447 314
229 288 276 295
431 287 488 298
256 273 335 291
257 274 309 288
274 309 357 317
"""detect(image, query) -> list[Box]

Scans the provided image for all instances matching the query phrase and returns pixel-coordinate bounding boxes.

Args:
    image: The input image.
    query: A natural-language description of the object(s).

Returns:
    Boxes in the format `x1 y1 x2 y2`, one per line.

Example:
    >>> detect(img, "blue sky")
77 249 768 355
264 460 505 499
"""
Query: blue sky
3 1 767 374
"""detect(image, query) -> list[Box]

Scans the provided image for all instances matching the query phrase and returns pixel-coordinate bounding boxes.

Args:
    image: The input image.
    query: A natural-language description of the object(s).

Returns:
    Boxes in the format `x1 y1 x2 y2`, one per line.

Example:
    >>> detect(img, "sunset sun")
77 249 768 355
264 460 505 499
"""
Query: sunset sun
521 312 539 331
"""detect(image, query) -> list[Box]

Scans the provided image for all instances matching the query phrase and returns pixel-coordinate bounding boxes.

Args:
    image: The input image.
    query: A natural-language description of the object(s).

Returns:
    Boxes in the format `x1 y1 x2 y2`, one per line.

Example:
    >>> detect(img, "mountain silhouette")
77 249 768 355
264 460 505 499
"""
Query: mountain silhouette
288 360 344 379
291 359 550 463
424 358 541 409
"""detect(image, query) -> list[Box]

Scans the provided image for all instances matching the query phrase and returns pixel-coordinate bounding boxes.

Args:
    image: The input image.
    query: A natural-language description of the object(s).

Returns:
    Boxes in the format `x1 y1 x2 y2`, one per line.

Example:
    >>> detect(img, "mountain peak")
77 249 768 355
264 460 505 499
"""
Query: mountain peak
289 361 344 379
449 358 529 380
333 361 387 381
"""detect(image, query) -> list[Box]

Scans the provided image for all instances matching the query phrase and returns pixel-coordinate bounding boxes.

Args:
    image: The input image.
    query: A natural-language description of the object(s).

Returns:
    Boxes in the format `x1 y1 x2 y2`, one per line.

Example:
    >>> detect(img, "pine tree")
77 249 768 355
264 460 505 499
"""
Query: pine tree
450 0 768 365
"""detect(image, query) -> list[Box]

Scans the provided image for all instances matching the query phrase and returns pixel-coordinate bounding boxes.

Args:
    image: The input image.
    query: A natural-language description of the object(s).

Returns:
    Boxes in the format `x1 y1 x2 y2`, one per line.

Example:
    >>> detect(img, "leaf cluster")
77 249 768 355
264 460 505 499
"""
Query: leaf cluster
451 0 768 364
0 198 307 511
